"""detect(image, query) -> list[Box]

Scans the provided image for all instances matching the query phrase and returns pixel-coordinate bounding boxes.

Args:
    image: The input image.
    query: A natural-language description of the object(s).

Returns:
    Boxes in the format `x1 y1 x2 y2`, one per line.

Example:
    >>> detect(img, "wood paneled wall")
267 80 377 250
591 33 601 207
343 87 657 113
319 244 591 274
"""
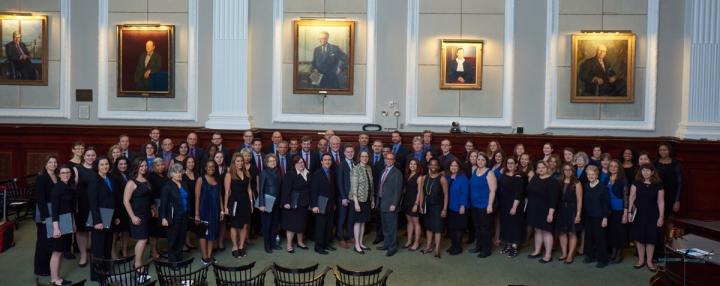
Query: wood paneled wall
0 124 718 220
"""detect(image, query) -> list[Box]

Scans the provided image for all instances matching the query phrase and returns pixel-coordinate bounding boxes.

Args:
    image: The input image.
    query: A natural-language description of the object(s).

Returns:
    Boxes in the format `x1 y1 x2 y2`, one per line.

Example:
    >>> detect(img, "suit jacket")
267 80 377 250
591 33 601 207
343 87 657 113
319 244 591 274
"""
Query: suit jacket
336 159 353 201
276 154 292 177
4 41 31 63
187 146 205 160
311 43 347 88
328 149 345 168
160 180 191 221
578 57 612 95
391 143 409 170
258 168 281 207
88 174 116 226
447 58 475 83
134 52 162 90
250 151 265 173
34 173 54 221
236 143 253 154
300 150 320 173
120 150 139 162
371 159 385 190
262 144 278 155
281 169 311 208
438 152 457 172
377 167 403 212
310 168 337 213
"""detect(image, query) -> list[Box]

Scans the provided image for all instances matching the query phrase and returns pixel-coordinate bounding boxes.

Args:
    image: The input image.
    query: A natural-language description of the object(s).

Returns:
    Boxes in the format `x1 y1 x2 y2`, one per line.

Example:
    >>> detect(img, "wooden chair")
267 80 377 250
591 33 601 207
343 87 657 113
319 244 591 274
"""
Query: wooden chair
271 263 331 286
213 261 271 286
90 255 155 286
333 265 393 286
36 277 88 286
153 257 195 279
157 264 210 286
1 175 36 227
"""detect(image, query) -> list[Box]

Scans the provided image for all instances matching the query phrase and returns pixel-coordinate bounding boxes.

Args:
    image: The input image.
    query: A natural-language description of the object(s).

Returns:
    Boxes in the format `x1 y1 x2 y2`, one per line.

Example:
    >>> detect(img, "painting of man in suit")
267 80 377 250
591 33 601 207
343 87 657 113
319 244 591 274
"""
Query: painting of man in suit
440 39 483 89
0 15 47 85
294 20 354 95
117 25 174 97
571 33 635 103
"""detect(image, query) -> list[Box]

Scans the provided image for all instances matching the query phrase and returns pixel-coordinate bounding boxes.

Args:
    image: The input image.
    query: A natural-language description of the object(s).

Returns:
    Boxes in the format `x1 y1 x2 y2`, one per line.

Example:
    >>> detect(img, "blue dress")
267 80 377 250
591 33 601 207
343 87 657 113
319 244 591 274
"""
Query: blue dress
198 176 221 240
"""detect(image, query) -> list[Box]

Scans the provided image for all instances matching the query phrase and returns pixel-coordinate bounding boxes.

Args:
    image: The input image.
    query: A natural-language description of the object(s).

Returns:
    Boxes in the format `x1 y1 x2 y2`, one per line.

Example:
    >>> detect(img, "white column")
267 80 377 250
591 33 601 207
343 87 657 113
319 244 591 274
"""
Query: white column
678 0 720 139
205 0 252 130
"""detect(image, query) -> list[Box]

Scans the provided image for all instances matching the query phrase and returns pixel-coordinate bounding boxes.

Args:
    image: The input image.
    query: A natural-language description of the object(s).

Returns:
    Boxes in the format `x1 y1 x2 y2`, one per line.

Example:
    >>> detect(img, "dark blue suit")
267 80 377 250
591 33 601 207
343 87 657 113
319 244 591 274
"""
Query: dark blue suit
311 43 348 88
335 158 354 241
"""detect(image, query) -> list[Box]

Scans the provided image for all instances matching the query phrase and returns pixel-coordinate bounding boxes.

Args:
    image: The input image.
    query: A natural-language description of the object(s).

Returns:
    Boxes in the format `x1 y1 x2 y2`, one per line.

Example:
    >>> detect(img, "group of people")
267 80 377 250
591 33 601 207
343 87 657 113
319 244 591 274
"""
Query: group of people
31 128 683 285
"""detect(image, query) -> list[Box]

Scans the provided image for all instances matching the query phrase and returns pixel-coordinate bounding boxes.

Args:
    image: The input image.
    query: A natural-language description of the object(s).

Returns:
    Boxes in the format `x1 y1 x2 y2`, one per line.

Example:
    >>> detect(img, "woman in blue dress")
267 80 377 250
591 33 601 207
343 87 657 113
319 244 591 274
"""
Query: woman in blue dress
194 160 223 265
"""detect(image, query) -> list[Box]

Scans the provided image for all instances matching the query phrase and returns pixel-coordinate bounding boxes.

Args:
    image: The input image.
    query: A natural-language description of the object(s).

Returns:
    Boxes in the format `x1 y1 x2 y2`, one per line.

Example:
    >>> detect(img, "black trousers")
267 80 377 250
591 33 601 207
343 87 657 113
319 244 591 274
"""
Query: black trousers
314 212 334 250
90 229 113 281
374 209 384 240
472 208 492 255
261 210 280 248
584 216 608 263
167 215 188 262
34 223 51 275
335 203 353 241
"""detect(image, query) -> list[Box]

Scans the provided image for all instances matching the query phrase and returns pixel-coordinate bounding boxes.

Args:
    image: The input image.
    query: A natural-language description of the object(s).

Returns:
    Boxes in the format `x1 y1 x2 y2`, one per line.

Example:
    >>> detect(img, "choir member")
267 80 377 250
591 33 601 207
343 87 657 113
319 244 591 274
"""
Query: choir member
469 153 497 258
420 159 448 258
486 140 501 156
547 155 561 180
142 143 157 173
107 145 122 165
160 163 191 262
148 158 167 259
258 154 281 253
34 156 57 276
526 161 561 263
212 151 228 250
607 159 629 264
335 145 355 249
281 156 311 253
88 157 115 281
224 153 253 258
123 158 151 270
655 143 683 216
182 156 198 251
599 153 611 184
73 147 96 267
110 156 130 258
446 160 469 255
172 141 189 166
621 148 637 184
629 164 664 272
49 166 75 286
462 140 475 166
562 147 576 165
350 151 374 254
498 157 525 258
519 153 534 178
513 144 525 159
311 154 337 254
581 166 610 268
541 142 554 162
195 161 223 265
637 151 651 166
402 159 424 251
589 144 603 167
556 163 583 264
574 151 590 184
491 151 505 178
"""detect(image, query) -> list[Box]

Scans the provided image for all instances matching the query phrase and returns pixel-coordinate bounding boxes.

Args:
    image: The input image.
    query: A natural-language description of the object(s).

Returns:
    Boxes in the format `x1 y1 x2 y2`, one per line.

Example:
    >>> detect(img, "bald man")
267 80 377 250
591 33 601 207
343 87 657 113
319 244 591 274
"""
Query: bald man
578 44 616 96
134 40 162 90
4 32 37 80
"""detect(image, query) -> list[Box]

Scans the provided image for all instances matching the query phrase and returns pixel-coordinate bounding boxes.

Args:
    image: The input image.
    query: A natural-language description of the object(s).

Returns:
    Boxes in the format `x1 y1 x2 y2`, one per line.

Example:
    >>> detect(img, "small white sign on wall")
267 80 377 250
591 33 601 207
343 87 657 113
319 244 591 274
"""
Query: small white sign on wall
78 104 90 119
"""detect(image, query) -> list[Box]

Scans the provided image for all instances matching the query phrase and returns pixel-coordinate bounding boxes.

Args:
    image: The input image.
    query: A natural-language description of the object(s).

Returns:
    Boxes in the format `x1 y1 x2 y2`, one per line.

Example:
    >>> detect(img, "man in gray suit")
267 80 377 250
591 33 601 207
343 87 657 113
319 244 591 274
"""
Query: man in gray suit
376 153 403 256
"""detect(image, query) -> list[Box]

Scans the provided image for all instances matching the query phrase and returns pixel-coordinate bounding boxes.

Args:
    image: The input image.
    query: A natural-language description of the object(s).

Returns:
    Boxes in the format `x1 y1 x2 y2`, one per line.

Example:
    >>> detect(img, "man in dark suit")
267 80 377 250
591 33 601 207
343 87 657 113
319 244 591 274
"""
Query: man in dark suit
422 130 440 158
250 139 265 175
310 31 348 89
357 133 370 154
310 154 337 254
390 131 408 170
4 32 37 80
300 136 320 173
262 131 283 155
438 139 457 172
134 40 162 90
328 136 345 168
578 44 617 96
369 140 385 244
406 136 426 168
447 48 475 84
139 128 161 155
276 141 291 177
209 132 231 166
186 132 205 159
376 153 403 256
117 134 137 161
335 145 355 248
159 138 176 168
238 130 254 152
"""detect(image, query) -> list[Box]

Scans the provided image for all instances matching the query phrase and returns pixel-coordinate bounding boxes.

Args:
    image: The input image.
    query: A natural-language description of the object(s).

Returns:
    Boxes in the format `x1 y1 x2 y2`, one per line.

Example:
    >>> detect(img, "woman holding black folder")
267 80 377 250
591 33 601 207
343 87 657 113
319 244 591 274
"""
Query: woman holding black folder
281 156 311 253
49 165 75 286
88 157 115 281
224 153 253 258
34 156 58 277
73 147 96 267
258 154 281 253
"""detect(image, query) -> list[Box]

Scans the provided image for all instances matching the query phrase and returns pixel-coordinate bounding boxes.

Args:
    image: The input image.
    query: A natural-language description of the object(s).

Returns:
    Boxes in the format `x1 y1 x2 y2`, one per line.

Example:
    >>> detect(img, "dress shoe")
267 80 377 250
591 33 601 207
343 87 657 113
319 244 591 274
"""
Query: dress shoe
477 252 491 258
469 247 481 254
78 262 88 268
315 249 328 255
539 258 552 263
287 248 295 254
449 249 462 256
297 244 309 250
527 253 542 259
326 245 337 251
376 246 388 251
354 248 365 254
386 249 397 257
596 262 608 268
373 237 383 245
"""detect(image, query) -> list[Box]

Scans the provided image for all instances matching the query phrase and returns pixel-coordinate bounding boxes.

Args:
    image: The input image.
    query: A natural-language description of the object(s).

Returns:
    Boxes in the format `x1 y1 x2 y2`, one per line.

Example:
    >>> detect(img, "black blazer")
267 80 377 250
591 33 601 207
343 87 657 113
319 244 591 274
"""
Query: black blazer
281 170 311 208
262 144 278 155
336 159 353 201
121 150 139 162
300 150 320 173
328 150 345 169
310 168 337 211
392 144 409 171
371 159 385 189
34 173 54 221
276 154 292 177
187 146 205 160
51 181 74 222
258 168 281 207
88 174 116 226
250 151 265 173
160 180 190 221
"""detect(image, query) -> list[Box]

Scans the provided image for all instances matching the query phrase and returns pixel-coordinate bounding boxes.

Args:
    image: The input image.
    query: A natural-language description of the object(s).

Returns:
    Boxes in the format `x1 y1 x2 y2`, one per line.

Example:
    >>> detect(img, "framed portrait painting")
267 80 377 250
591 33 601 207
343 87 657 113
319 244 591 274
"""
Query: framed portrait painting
440 39 483 90
117 24 175 98
293 19 354 95
0 14 48 85
571 32 636 103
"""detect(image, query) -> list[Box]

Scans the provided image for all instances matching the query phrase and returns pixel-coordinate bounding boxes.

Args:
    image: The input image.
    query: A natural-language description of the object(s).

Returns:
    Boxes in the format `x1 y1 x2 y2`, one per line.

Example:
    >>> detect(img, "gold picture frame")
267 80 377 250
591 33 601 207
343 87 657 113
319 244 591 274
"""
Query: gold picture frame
117 24 175 98
571 32 636 103
440 39 483 90
293 19 355 95
0 14 48 86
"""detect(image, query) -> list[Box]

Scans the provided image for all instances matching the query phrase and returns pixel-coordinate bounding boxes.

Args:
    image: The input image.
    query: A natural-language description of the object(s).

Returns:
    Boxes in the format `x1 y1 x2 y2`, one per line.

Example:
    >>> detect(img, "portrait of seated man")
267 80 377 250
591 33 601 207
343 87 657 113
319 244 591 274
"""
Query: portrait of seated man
578 44 626 97
4 32 38 80
134 40 162 91
446 48 475 84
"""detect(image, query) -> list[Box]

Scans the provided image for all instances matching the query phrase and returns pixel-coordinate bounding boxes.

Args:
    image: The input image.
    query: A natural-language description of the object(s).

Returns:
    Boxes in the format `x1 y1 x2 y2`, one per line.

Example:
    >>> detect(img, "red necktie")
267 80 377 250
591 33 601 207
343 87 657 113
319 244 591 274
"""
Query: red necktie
256 154 262 173
334 152 340 165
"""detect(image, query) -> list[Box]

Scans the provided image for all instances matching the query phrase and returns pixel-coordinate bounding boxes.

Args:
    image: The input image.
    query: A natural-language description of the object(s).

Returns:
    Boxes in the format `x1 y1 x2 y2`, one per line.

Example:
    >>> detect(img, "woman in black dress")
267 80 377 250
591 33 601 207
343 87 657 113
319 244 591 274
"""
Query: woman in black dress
73 147 96 267
172 141 189 166
34 156 57 276
655 143 682 216
110 156 130 258
556 163 582 264
629 164 665 272
526 161 561 263
148 158 166 259
402 158 424 251
621 148 637 184
224 153 253 258
212 151 228 251
519 153 535 178
182 156 198 251
49 166 75 286
469 154 497 258
350 151 374 254
123 158 151 270
498 157 525 258
607 159 629 264
421 159 448 258
281 156 311 253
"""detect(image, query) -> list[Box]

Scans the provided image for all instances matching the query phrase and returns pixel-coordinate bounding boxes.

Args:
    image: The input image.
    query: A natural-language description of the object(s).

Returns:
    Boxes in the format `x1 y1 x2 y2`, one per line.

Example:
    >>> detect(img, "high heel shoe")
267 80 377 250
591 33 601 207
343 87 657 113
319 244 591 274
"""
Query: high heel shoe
420 248 433 255
633 262 645 269
354 247 365 254
434 251 441 259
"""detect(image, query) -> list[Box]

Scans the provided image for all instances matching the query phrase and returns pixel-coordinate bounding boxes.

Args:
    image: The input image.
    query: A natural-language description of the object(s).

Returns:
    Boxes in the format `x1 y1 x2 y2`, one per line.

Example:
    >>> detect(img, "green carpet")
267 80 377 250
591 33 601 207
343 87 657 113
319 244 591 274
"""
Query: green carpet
1 222 653 285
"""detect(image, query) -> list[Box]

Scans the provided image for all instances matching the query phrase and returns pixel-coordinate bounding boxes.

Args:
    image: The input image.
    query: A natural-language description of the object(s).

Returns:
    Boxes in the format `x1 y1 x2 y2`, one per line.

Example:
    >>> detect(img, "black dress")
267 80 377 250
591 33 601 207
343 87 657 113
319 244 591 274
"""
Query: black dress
654 160 682 215
281 170 311 233
423 175 444 233
402 174 420 217
607 179 629 249
228 175 251 228
630 182 662 244
49 181 74 252
129 179 152 240
525 176 561 231
182 173 197 231
556 181 581 233
75 164 95 232
498 174 525 243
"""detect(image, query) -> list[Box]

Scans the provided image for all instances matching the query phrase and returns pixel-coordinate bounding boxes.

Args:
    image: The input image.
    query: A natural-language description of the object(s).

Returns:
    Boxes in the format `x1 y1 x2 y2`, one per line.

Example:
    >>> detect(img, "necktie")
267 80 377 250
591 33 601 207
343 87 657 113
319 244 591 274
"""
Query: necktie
190 147 195 157
123 150 128 158
374 154 379 165
393 144 398 154
280 156 286 175
347 160 353 171
379 168 390 198
334 152 340 165
304 152 310 169
256 154 262 173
